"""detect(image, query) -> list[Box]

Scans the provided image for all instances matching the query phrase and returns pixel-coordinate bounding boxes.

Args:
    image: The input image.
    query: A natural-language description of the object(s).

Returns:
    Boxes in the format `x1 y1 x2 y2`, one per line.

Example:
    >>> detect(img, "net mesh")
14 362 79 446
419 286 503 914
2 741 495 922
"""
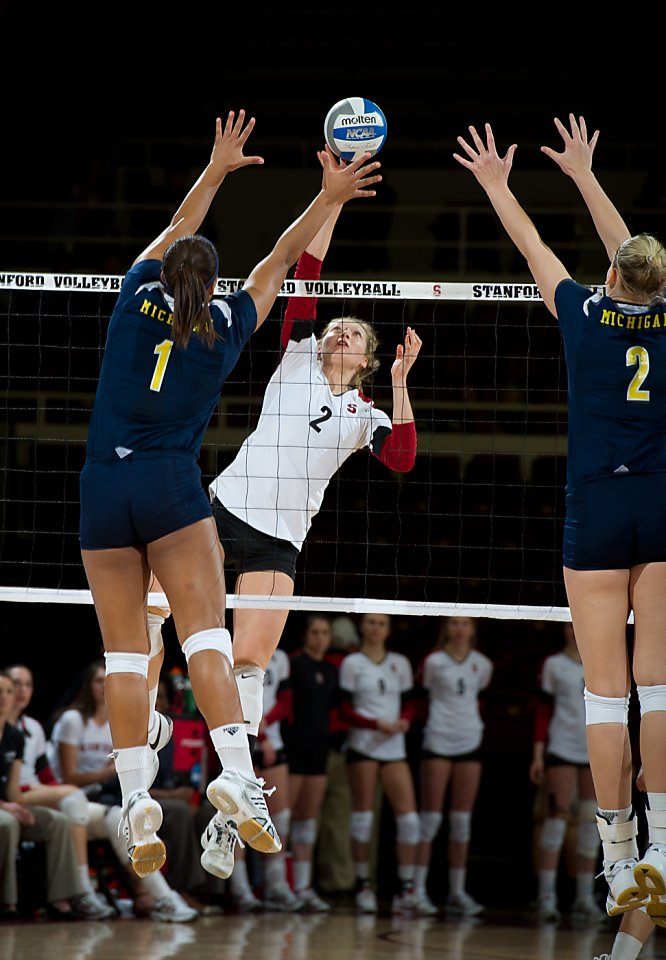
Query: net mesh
0 272 585 617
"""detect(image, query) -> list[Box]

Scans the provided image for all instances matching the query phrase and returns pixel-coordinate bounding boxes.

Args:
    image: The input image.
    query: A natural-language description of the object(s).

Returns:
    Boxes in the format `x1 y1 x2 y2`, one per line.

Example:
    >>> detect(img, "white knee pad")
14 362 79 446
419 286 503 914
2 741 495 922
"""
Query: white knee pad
104 651 149 678
449 810 472 844
291 818 317 845
350 811 374 844
576 807 601 859
272 808 291 839
182 628 233 669
584 688 630 725
539 816 568 852
233 665 265 736
637 685 666 715
147 612 165 658
396 811 420 846
58 789 90 826
419 811 443 843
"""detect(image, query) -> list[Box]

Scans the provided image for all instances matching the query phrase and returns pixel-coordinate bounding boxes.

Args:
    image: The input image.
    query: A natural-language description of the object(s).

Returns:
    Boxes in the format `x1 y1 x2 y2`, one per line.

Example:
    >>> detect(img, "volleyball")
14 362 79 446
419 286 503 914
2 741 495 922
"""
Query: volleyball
324 97 387 162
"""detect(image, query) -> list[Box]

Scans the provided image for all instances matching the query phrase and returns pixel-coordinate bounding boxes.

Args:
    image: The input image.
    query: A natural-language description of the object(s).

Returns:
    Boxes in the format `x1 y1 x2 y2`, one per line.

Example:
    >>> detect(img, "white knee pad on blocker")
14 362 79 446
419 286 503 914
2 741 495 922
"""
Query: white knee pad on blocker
233 665 265 736
539 817 567 852
637 685 666 715
584 688 630 725
291 818 317 845
147 612 165 658
419 811 443 843
182 628 233 668
104 651 149 678
350 811 373 843
449 810 472 844
59 789 90 826
576 819 601 859
396 811 420 846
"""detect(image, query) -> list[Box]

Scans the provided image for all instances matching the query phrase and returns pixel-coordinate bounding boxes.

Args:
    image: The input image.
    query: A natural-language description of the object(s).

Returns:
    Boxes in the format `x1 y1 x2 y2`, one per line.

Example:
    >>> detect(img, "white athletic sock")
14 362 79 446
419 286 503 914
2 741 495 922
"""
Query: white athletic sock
648 793 666 812
114 745 150 806
147 688 159 737
611 932 643 960
210 723 254 777
140 869 171 900
230 857 252 896
355 862 370 882
414 865 428 896
263 851 287 890
293 860 311 893
449 868 465 898
398 864 415 884
78 863 95 894
575 871 594 901
598 805 632 824
538 869 557 899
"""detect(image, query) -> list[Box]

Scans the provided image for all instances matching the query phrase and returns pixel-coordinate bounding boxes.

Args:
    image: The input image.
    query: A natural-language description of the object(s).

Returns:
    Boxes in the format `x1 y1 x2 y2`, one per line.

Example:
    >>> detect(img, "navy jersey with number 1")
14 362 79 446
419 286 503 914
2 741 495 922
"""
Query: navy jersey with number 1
79 259 257 550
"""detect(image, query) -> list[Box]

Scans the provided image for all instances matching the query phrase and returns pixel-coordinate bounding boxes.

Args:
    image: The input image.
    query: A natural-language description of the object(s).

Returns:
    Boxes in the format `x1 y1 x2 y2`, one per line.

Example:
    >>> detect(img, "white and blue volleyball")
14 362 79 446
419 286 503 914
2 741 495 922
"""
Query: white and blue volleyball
324 97 387 162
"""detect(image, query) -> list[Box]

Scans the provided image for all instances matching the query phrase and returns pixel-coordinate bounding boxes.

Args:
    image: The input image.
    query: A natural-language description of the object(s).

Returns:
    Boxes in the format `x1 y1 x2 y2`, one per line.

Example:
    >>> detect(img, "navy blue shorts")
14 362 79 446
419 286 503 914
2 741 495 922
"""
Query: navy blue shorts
80 453 213 550
563 473 666 570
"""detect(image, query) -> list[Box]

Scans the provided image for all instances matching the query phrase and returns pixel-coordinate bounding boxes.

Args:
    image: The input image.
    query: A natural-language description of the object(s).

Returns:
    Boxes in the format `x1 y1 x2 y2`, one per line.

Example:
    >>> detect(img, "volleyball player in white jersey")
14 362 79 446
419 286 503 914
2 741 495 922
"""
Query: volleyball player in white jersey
530 623 603 924
203 151 421 871
413 616 492 917
338 613 421 914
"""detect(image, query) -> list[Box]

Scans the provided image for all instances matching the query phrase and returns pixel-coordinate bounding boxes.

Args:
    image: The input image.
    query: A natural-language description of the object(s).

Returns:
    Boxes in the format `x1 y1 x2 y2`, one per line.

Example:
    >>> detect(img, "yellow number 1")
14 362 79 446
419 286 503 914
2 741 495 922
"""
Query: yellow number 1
150 339 173 392
626 345 650 402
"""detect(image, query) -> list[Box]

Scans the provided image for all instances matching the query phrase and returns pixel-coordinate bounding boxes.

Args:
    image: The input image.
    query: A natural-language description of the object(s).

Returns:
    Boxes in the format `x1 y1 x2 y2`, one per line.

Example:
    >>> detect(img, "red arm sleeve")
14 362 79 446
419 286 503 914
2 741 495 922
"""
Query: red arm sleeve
338 700 379 731
533 692 554 745
280 251 323 350
372 421 417 473
263 688 293 729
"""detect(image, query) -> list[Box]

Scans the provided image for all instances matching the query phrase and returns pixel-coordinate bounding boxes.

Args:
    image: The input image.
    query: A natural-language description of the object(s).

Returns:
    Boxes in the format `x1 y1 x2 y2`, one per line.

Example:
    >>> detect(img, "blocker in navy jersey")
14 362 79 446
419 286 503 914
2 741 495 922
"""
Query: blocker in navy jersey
80 259 256 549
86 259 256 462
556 279 666 569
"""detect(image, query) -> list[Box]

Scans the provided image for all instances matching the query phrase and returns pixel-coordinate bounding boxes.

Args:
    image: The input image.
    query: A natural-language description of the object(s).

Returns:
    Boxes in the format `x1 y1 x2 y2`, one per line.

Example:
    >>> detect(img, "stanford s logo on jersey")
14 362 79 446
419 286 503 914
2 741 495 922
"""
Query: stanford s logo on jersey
347 403 357 414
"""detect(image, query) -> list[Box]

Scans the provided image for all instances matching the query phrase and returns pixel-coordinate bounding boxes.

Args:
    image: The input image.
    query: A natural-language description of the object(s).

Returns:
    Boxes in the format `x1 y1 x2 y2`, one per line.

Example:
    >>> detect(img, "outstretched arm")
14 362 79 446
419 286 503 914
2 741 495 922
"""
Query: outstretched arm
133 110 264 265
454 124 570 317
541 114 631 262
280 204 344 350
370 328 421 473
244 145 381 329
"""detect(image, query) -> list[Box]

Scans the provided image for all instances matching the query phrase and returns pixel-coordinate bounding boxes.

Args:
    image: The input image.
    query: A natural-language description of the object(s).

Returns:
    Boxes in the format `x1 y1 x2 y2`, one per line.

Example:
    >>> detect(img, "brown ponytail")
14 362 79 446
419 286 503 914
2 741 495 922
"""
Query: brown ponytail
161 235 220 349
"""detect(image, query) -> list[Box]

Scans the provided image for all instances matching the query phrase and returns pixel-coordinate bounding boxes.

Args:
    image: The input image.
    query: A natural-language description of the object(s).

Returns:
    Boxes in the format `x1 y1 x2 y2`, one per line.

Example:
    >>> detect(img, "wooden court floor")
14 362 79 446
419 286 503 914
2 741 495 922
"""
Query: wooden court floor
2 909 666 960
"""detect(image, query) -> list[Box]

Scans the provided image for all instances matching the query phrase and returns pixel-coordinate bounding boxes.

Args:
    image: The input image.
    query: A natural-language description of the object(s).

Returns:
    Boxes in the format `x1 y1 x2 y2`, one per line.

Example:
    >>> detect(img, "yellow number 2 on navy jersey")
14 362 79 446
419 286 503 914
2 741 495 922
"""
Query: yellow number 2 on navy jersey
626 345 650 402
150 339 173 392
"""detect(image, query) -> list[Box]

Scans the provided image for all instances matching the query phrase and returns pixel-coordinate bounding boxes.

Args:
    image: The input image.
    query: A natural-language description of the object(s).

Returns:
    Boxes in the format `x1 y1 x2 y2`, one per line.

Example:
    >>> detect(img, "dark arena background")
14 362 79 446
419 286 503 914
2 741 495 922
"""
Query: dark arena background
0 6 663 958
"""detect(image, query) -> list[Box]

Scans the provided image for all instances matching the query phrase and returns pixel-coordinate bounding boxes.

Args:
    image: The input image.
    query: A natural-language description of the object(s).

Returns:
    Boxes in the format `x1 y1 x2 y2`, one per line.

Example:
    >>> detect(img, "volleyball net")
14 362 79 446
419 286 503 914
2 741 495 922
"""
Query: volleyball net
0 271 582 620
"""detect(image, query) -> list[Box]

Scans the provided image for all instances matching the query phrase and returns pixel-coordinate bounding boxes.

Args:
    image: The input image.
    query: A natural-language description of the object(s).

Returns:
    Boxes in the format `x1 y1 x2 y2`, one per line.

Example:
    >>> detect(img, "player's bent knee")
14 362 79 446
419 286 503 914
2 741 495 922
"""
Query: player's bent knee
584 687 630 725
147 612 165 658
291 818 317 845
350 810 374 844
419 811 443 843
58 788 90 826
637 684 666 715
396 811 420 845
539 816 568 852
182 628 233 668
104 651 149 678
449 810 472 844
233 665 265 736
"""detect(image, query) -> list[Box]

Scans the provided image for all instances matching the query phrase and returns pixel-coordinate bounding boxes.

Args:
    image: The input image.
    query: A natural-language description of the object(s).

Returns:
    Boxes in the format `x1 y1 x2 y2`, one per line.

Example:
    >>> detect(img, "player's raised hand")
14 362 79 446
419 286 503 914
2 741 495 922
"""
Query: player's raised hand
540 114 600 179
453 123 517 191
318 144 382 203
391 327 422 385
210 110 264 177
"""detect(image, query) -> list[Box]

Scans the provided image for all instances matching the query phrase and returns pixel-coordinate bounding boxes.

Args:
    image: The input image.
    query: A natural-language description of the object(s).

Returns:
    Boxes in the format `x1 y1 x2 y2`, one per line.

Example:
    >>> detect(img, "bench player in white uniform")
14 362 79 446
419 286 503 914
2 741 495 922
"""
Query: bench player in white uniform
338 613 421 915
530 622 603 924
414 616 493 918
204 155 422 871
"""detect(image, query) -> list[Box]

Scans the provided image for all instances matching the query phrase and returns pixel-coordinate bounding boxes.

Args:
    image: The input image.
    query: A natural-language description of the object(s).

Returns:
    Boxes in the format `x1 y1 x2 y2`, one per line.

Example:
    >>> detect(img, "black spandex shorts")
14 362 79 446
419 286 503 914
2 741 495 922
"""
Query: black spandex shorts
212 498 299 579
544 752 589 769
255 747 289 770
563 473 666 570
345 749 406 766
420 747 483 763
288 748 329 776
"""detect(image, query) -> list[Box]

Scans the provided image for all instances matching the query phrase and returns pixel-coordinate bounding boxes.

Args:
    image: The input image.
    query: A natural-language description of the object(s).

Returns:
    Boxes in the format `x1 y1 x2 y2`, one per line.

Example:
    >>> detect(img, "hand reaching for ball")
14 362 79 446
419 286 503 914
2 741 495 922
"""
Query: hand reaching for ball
317 144 382 203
